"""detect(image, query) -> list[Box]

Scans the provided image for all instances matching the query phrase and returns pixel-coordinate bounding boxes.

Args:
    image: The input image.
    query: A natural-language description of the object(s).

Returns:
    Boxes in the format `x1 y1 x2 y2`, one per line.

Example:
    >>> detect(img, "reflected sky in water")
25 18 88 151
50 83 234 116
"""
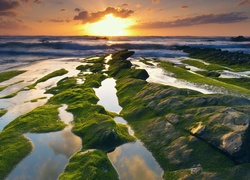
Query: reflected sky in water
108 140 163 180
94 78 122 113
6 127 82 180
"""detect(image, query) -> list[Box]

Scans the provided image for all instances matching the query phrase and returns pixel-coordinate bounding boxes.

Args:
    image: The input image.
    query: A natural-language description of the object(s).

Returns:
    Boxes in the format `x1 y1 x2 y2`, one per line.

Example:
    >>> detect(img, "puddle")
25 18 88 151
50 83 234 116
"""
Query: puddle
6 105 82 180
94 78 122 113
95 78 163 180
6 127 82 180
108 140 163 180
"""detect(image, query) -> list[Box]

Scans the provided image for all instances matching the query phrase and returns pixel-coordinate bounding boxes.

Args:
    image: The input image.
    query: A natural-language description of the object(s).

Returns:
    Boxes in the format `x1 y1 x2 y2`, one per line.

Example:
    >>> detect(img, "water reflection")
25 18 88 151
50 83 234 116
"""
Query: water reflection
6 105 82 180
108 140 163 180
94 78 122 113
6 127 82 180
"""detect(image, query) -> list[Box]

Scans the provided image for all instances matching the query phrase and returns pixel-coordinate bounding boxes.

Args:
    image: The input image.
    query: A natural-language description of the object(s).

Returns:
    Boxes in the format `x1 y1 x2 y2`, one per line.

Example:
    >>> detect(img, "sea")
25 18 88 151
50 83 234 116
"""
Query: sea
0 36 250 71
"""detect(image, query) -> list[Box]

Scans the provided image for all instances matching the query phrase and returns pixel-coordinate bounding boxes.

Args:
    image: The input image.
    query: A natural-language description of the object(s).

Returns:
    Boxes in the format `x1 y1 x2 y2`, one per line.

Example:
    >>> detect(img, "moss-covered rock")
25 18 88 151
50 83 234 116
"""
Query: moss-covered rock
59 150 119 180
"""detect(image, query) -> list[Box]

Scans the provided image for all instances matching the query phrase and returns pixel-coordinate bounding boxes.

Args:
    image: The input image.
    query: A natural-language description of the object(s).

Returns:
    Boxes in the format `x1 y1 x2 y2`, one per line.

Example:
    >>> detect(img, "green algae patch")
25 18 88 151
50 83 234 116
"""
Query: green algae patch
140 58 155 66
0 130 32 180
0 80 24 92
77 56 105 73
0 90 20 99
4 104 65 133
0 70 26 83
68 102 135 151
59 150 118 180
29 68 68 89
182 59 226 71
0 109 7 117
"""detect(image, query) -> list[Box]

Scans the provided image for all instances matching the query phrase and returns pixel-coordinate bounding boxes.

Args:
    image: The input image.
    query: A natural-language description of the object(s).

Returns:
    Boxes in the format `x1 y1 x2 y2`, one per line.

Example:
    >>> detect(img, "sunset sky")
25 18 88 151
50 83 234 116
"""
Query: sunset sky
0 0 250 36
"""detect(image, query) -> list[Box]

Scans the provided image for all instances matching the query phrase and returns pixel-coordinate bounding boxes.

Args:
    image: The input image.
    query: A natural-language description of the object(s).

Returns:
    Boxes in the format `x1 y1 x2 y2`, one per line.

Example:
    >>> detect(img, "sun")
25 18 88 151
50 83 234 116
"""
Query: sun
84 14 135 36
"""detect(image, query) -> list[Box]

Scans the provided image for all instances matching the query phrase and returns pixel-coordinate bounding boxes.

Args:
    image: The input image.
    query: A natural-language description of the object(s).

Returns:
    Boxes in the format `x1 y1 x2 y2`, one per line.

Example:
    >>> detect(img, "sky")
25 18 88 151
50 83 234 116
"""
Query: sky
0 0 250 36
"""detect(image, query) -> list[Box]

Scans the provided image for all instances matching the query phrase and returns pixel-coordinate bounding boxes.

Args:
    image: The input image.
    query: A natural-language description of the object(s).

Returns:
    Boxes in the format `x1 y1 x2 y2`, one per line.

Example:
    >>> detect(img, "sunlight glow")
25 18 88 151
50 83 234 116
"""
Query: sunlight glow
84 14 135 36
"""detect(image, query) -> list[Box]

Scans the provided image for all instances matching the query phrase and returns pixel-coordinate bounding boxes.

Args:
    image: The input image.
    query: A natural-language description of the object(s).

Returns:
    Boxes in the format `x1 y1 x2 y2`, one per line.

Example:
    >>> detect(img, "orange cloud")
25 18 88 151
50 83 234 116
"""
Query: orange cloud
73 7 134 24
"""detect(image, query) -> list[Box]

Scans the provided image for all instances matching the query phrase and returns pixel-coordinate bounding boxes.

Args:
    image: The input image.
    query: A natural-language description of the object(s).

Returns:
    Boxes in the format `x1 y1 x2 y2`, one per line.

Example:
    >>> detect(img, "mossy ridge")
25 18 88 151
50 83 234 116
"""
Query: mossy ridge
58 150 118 180
182 59 227 71
140 57 155 66
0 70 26 83
4 104 66 133
107 50 250 178
76 56 106 73
68 102 135 151
29 68 68 89
0 109 7 117
0 130 32 180
158 61 250 97
176 46 250 71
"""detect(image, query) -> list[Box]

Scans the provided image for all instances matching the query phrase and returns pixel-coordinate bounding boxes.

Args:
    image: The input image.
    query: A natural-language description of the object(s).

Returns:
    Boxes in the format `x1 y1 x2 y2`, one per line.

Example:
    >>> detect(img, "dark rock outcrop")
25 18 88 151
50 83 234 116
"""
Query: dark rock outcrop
230 36 250 42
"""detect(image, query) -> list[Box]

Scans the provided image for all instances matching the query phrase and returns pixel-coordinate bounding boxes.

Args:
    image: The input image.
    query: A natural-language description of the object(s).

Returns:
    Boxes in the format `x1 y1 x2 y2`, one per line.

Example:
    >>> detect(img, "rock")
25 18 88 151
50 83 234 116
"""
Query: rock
165 113 181 125
221 132 242 155
230 36 250 42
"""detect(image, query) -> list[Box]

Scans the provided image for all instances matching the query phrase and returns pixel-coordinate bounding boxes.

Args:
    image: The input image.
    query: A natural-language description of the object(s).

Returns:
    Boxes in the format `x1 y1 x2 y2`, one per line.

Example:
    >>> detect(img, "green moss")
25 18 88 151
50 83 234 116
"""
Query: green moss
178 46 250 71
0 70 26 83
0 80 24 92
158 61 250 97
77 56 105 73
4 104 65 133
59 150 118 180
140 58 155 66
0 109 7 117
29 97 47 102
0 130 32 180
68 102 135 151
29 68 68 89
182 59 226 71
0 90 20 99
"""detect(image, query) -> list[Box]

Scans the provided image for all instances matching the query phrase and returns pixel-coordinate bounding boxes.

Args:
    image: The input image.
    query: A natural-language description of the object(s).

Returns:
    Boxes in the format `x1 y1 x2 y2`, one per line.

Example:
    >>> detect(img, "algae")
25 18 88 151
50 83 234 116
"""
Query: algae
59 150 118 180
0 70 26 83
29 68 68 89
0 109 7 117
0 130 32 180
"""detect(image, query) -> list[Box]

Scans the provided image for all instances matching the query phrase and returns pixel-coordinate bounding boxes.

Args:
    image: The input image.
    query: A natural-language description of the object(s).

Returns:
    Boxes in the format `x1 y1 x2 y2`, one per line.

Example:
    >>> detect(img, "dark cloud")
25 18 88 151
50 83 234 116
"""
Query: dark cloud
133 12 248 29
237 0 250 6
0 19 29 29
0 0 20 12
120 3 129 8
73 7 134 23
180 6 189 9
48 18 70 23
74 8 81 12
60 9 66 11
0 10 17 17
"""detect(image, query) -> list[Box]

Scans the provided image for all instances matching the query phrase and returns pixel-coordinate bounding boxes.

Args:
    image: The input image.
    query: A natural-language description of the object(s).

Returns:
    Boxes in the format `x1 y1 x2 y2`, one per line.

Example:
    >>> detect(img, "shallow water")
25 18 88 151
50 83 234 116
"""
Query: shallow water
0 58 81 131
95 78 163 180
6 106 82 180
131 59 213 94
94 78 122 113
